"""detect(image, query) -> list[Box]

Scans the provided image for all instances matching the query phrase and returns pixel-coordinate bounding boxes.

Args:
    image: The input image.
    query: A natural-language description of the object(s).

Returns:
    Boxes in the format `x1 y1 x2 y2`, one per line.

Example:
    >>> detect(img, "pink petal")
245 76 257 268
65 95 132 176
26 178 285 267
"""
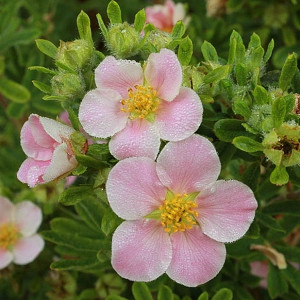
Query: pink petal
27 114 57 148
79 88 128 138
95 56 143 98
0 196 14 224
109 119 160 160
145 4 173 29
112 219 172 282
13 234 44 265
20 120 54 160
14 201 42 237
42 143 77 183
166 227 226 287
17 158 50 187
172 2 186 24
106 157 166 220
156 134 221 194
0 248 13 269
156 87 203 141
144 49 182 102
39 116 75 143
196 180 257 243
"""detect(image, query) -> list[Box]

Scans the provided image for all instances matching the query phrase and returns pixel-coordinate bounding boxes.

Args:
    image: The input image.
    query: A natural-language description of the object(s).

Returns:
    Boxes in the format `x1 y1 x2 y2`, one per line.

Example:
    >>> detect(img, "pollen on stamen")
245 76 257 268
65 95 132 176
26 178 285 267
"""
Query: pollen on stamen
0 223 19 250
120 85 160 121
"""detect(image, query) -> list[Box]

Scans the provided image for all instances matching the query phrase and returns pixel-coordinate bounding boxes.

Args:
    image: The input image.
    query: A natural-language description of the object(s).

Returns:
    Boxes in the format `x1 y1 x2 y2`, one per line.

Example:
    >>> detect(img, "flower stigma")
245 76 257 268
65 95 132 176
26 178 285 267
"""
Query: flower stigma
0 223 20 250
159 192 199 233
121 85 160 122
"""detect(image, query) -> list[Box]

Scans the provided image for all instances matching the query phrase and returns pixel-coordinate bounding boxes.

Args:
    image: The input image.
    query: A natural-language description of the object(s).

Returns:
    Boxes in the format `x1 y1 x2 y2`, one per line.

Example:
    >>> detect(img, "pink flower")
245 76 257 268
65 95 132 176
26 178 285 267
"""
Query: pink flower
17 114 78 187
79 48 203 160
145 0 190 33
0 196 44 269
106 134 257 287
250 261 269 288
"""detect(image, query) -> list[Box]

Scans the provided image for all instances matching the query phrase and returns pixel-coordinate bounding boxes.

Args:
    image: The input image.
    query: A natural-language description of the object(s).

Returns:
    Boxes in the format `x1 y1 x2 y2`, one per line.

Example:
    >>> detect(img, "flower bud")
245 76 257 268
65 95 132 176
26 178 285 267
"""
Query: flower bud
106 23 140 59
56 39 94 70
51 73 85 99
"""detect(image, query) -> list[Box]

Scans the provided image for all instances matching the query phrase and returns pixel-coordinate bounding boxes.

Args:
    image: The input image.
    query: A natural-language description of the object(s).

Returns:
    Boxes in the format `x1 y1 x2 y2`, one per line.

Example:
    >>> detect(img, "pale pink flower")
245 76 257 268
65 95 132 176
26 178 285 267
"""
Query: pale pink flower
17 114 78 187
145 0 190 33
79 48 203 160
250 261 269 288
0 196 44 269
106 134 257 287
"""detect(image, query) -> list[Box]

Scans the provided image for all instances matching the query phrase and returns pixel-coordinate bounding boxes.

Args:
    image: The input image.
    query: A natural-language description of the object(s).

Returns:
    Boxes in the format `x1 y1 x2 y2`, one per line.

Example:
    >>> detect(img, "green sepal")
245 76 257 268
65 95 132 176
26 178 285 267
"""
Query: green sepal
263 149 282 166
279 53 297 91
28 66 57 75
32 80 52 94
96 13 108 39
270 165 289 185
233 136 264 152
107 0 122 24
272 97 286 128
248 32 261 49
77 11 93 46
264 39 274 63
35 39 58 59
134 9 146 33
253 85 271 105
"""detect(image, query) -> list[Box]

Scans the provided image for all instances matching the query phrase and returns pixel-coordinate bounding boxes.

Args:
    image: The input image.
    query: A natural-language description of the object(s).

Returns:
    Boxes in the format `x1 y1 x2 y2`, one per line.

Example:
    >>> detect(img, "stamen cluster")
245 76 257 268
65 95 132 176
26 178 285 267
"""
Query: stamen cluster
121 85 160 120
159 193 198 233
0 223 19 250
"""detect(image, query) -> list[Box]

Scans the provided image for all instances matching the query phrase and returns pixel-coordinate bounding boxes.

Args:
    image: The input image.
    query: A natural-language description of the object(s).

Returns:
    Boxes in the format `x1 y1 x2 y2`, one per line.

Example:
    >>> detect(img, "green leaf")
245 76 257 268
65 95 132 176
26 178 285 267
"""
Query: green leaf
35 39 58 59
101 208 121 236
0 56 5 75
279 53 297 91
253 85 271 105
235 63 247 86
107 0 122 24
283 264 300 295
107 296 128 300
275 246 300 263
77 11 93 46
75 197 105 231
158 285 173 300
96 13 108 39
241 162 260 191
233 100 251 119
263 200 300 216
248 33 261 49
245 220 260 239
267 263 289 299
214 119 251 142
59 186 95 206
236 40 246 64
248 46 264 68
32 80 52 94
42 95 67 101
171 21 185 38
0 77 30 103
28 66 57 75
256 212 285 232
270 165 289 185
212 288 233 300
50 257 100 271
197 292 209 300
201 41 218 62
203 65 230 84
132 282 153 300
233 136 264 152
6 102 27 118
264 39 274 63
228 35 236 65
178 36 193 66
272 97 286 129
134 9 146 33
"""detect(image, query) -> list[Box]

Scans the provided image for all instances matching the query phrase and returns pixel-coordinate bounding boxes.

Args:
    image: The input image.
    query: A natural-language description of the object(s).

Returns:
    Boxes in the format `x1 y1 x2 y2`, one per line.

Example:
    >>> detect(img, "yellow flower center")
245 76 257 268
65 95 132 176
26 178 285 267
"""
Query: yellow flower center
159 193 198 233
0 223 19 250
121 85 160 121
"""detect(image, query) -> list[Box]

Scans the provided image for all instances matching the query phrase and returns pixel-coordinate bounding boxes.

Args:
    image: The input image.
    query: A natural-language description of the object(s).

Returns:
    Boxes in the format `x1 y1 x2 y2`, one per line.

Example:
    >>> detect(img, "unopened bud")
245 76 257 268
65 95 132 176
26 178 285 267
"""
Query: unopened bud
106 23 140 59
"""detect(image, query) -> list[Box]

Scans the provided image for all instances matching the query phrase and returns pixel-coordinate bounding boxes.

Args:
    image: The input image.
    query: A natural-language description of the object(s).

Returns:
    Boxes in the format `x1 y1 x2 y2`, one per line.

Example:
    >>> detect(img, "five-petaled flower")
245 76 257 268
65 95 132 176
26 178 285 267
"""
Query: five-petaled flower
79 48 203 160
0 196 44 269
145 0 190 33
17 114 79 187
106 134 257 287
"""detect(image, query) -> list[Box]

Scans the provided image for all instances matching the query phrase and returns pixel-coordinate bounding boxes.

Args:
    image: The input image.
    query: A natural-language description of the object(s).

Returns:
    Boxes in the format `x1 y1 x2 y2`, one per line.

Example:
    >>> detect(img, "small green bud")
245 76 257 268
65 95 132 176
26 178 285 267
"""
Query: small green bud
51 73 85 98
56 39 94 70
263 123 300 167
106 22 140 58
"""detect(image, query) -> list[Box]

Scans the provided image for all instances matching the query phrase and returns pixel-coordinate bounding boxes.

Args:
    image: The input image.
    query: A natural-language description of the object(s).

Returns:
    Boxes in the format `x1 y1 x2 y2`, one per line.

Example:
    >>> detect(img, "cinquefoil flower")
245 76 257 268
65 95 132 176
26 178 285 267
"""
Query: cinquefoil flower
79 48 202 160
0 196 44 269
106 134 257 287
17 114 78 187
